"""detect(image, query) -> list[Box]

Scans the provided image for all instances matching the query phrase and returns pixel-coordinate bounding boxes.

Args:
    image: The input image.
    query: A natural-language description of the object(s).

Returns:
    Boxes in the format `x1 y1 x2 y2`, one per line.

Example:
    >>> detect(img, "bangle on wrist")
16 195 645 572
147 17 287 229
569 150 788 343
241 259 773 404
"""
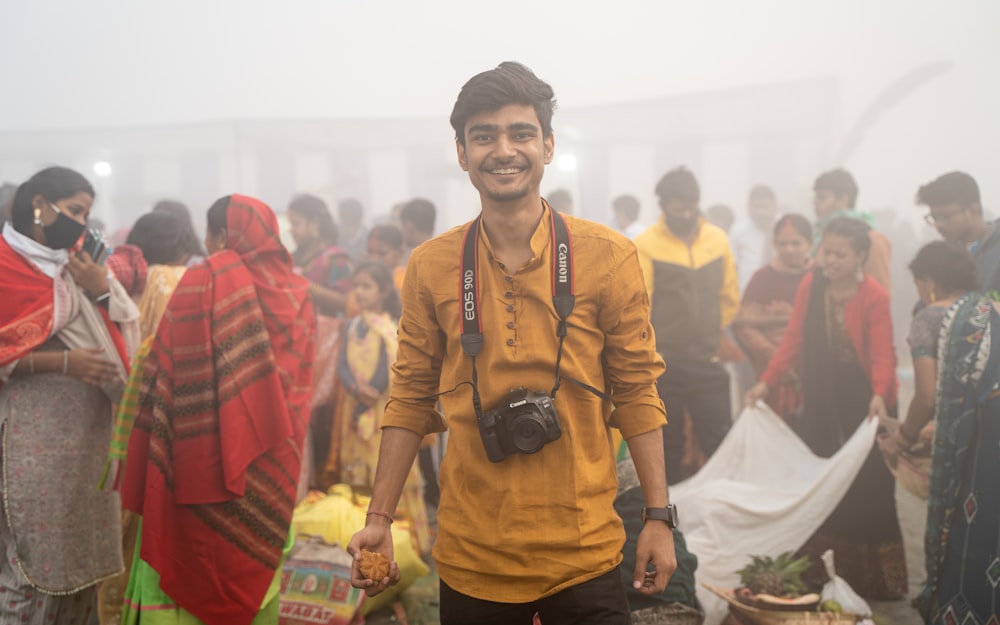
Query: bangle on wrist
365 510 394 524
62 351 69 375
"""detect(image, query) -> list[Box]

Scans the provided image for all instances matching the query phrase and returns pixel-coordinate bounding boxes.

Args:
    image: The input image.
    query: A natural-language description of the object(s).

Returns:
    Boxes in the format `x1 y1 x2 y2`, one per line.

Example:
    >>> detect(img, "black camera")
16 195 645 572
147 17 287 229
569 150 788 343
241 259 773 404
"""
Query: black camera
478 387 562 463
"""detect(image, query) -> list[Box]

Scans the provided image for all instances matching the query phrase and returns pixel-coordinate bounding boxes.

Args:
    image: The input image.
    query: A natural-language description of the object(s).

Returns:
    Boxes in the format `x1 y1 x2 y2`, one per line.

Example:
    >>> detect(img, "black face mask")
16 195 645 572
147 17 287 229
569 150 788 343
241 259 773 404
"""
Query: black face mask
42 204 87 250
665 212 699 237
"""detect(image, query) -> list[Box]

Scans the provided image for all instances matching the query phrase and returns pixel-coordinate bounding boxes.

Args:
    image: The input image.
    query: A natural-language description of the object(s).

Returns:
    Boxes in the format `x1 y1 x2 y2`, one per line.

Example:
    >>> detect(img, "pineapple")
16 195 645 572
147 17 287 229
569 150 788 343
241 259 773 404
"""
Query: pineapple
736 552 810 597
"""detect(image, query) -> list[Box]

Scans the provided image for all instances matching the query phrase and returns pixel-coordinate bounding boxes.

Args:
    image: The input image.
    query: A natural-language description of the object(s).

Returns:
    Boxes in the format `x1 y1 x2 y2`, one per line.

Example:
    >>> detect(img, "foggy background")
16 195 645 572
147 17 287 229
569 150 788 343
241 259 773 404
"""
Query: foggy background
2 0 998 358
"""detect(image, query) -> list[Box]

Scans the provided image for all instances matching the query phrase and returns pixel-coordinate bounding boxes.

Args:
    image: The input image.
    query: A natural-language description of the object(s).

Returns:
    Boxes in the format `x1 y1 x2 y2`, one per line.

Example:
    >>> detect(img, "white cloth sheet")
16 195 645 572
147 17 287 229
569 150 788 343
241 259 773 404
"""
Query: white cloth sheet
671 403 878 625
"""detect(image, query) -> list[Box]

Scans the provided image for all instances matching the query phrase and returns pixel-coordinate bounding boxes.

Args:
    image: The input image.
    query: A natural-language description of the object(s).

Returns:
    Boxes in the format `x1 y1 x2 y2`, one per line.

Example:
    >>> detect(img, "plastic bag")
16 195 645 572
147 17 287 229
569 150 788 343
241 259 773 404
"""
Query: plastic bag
820 549 872 617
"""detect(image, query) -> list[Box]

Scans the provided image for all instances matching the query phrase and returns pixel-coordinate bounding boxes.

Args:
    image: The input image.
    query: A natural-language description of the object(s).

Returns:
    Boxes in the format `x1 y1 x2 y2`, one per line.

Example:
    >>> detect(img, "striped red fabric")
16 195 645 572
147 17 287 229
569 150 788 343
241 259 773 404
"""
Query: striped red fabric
122 195 315 625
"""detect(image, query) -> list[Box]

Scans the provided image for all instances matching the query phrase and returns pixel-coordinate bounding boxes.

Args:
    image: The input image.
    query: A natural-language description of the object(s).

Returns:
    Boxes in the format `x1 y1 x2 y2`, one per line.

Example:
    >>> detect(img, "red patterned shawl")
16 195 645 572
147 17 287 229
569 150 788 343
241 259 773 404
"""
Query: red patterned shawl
122 195 315 625
0 236 128 383
0 237 55 369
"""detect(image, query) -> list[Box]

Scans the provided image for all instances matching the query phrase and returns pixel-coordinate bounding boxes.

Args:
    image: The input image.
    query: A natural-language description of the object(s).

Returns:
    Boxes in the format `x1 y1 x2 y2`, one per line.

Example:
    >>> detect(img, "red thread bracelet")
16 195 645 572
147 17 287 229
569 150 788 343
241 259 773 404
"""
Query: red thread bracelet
366 510 394 524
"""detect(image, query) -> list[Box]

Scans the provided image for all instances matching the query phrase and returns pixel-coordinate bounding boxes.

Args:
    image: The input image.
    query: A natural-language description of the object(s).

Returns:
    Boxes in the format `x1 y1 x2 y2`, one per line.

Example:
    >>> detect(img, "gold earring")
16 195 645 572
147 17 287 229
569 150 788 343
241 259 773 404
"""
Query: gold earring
33 207 42 225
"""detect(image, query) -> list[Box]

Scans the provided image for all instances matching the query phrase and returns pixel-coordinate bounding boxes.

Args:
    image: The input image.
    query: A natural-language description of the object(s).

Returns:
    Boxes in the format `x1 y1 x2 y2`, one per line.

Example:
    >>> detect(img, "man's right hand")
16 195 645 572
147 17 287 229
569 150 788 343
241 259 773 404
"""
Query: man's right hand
346 523 400 596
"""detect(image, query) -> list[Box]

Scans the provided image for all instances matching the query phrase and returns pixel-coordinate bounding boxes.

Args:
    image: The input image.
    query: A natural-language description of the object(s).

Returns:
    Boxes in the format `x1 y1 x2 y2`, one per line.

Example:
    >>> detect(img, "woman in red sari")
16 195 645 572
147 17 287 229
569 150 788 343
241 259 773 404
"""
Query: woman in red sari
732 214 812 421
122 195 315 625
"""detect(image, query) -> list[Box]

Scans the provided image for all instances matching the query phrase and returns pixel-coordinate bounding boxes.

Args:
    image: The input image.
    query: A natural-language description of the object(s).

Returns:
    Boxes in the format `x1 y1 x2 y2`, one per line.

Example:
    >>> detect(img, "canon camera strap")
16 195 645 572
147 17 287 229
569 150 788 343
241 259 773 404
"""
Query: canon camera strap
459 204 612 420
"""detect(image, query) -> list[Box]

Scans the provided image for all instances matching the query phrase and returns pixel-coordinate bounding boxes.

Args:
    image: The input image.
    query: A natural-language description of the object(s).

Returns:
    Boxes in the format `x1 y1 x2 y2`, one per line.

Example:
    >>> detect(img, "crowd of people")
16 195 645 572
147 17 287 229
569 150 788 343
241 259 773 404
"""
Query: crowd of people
0 61 996 625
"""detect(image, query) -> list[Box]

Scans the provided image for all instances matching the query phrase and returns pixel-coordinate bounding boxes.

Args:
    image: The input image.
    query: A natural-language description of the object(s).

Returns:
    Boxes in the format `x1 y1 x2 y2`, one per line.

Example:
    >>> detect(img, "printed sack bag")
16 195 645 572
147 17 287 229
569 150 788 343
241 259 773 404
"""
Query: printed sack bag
279 535 365 625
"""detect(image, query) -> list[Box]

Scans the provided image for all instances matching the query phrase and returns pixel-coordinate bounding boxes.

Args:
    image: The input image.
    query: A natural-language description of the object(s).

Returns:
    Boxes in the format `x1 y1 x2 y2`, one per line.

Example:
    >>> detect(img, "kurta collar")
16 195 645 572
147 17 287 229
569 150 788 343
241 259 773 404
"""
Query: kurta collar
478 200 553 273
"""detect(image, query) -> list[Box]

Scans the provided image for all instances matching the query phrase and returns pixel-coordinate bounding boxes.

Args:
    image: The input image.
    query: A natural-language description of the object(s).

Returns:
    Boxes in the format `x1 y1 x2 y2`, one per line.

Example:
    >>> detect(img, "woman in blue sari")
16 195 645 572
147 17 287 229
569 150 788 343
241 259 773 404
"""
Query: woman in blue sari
883 241 1000 624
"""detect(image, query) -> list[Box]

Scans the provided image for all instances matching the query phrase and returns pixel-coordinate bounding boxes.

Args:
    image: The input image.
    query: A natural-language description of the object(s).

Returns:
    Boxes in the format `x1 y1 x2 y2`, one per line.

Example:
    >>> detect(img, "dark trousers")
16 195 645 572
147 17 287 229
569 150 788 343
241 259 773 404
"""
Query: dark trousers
439 568 630 625
657 359 732 484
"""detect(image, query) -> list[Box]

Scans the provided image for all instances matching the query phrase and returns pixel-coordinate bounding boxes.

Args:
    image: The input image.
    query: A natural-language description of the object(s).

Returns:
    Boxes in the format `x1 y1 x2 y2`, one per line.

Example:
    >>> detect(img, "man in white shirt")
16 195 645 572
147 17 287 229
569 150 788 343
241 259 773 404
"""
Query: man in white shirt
612 194 645 239
728 185 778 292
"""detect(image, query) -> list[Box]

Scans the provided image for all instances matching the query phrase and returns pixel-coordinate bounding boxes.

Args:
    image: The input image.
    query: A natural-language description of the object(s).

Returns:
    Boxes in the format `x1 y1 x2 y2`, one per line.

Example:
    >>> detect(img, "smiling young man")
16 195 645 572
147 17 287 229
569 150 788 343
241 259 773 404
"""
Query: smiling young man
347 62 676 624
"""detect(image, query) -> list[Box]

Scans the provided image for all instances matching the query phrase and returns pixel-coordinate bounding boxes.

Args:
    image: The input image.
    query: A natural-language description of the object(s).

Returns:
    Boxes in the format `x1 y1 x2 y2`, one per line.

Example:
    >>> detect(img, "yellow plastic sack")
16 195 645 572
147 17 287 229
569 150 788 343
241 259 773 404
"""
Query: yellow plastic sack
291 484 430 615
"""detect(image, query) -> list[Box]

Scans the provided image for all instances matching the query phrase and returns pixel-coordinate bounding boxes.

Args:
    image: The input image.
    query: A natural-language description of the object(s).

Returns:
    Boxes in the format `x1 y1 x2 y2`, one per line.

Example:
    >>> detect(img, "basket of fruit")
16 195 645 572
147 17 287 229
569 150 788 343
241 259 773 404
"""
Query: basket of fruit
704 552 860 625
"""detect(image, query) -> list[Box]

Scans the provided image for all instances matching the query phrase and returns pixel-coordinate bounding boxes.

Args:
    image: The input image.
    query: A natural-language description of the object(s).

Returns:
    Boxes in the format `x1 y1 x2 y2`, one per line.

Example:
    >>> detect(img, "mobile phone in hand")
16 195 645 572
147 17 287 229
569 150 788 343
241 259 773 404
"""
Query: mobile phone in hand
81 228 108 265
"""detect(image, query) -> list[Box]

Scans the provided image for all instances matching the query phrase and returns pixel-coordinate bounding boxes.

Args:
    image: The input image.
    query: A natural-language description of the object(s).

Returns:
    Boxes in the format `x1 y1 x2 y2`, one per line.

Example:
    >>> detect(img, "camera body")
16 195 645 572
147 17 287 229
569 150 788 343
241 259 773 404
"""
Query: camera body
478 387 562 463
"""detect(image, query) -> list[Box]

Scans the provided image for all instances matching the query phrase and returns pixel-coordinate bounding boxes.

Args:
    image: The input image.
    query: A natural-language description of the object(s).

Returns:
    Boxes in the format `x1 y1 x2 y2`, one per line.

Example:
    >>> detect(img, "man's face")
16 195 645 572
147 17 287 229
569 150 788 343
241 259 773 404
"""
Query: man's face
660 198 700 237
927 202 977 243
457 104 554 205
813 189 848 220
748 196 777 229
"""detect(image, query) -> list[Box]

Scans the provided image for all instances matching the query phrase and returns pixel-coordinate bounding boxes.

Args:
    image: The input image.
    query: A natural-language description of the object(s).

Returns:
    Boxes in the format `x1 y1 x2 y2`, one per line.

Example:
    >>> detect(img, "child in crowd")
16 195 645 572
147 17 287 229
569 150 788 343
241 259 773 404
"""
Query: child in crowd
336 261 431 554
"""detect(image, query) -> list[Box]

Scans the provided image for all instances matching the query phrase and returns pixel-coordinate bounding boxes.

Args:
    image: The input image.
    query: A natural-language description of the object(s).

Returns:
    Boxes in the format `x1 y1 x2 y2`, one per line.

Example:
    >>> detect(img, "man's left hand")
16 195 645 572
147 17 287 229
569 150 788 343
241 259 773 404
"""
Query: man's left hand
632 521 677 595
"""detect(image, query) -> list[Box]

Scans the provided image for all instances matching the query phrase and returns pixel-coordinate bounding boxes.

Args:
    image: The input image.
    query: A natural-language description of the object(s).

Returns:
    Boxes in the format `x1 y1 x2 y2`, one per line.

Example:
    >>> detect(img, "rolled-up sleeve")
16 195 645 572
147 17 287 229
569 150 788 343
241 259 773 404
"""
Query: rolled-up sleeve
599 245 667 439
383 252 448 437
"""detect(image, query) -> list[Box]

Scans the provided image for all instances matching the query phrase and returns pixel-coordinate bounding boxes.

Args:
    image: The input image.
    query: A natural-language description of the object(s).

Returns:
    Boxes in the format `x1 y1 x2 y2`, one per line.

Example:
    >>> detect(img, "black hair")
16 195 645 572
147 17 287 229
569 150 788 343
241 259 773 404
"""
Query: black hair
450 61 557 147
354 260 402 319
822 216 871 257
773 213 813 241
612 194 640 221
289 193 339 246
909 240 980 293
337 198 365 229
11 166 95 236
916 171 980 210
126 212 189 265
749 185 776 202
152 198 205 257
207 195 232 236
368 223 403 250
814 168 858 208
654 167 700 204
399 198 437 234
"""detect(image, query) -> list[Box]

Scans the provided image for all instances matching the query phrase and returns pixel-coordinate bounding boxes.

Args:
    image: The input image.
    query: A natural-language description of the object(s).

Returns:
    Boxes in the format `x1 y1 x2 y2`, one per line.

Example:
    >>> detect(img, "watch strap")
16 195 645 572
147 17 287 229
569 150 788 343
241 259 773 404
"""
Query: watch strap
641 504 678 528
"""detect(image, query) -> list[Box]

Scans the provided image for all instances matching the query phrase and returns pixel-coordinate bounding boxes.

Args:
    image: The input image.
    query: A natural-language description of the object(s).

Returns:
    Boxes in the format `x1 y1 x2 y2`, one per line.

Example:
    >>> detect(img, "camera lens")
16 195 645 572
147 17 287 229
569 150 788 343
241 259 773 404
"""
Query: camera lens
510 415 546 454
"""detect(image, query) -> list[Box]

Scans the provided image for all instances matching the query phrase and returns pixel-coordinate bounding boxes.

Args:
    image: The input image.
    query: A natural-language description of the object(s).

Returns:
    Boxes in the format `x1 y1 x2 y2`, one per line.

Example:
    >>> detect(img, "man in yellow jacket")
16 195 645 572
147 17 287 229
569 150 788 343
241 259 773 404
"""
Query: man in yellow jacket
635 167 740 483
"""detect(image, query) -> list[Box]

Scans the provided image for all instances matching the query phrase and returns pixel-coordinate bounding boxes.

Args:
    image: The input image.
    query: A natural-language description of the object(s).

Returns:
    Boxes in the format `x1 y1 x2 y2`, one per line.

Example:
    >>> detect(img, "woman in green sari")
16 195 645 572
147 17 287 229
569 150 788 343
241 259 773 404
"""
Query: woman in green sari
883 241 1000 624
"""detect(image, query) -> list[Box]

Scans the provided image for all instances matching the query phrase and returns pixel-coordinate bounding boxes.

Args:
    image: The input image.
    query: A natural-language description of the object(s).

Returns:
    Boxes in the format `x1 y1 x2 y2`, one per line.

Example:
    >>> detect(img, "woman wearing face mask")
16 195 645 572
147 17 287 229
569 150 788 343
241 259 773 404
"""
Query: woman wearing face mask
0 166 140 624
744 216 905 600
732 214 813 421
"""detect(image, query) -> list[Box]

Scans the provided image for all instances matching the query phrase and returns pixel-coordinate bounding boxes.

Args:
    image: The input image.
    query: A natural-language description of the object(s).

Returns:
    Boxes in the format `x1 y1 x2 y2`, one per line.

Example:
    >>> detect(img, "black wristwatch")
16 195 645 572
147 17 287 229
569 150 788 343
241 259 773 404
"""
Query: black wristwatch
641 504 679 529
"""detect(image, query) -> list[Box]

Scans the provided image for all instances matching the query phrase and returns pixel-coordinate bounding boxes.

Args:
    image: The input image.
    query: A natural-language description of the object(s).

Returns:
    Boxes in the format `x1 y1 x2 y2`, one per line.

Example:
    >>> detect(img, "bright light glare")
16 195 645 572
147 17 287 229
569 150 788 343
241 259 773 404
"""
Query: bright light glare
556 154 577 171
93 161 112 177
